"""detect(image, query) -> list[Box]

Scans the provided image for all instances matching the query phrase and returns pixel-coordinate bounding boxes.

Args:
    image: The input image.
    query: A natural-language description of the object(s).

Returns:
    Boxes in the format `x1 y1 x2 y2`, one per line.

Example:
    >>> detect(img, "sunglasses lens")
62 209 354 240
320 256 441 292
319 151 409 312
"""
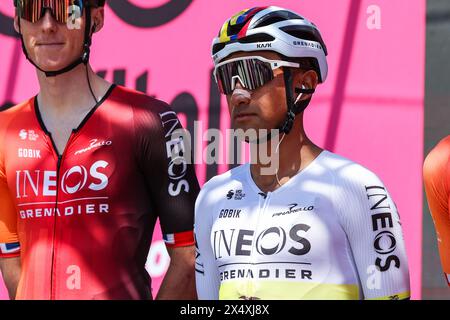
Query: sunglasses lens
216 62 236 95
215 58 275 95
18 0 37 23
18 0 83 24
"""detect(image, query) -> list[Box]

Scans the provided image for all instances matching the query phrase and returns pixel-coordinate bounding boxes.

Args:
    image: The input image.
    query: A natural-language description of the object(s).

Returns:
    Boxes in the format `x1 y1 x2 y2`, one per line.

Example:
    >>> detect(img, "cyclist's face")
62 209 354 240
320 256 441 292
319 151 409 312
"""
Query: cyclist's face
225 51 297 133
14 7 103 73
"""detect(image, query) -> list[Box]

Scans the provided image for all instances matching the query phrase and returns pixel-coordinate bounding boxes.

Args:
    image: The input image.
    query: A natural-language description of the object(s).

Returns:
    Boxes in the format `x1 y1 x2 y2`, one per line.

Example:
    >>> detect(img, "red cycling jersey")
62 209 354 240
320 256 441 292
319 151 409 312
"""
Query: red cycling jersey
0 85 200 299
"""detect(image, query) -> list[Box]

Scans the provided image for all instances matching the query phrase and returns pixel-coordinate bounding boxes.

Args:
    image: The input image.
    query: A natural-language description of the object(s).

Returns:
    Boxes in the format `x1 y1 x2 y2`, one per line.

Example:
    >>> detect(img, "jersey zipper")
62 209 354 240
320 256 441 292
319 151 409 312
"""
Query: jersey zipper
246 191 271 299
49 154 62 300
48 131 76 300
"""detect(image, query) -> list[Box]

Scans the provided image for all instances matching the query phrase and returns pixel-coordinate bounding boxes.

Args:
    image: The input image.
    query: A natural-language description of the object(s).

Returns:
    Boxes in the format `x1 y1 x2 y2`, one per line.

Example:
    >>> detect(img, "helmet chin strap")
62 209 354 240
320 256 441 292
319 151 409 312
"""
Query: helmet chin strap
18 6 93 78
254 69 315 145
266 71 316 186
279 68 315 135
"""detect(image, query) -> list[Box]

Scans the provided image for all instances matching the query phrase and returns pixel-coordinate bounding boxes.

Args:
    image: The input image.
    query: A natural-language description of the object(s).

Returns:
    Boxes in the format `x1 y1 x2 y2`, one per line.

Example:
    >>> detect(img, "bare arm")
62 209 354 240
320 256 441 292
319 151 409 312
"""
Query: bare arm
0 257 21 300
156 245 197 300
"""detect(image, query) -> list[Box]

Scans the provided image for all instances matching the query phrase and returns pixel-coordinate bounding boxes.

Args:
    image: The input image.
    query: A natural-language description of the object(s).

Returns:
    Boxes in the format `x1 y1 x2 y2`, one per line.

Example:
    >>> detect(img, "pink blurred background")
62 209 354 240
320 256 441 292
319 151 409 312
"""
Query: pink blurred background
0 0 425 299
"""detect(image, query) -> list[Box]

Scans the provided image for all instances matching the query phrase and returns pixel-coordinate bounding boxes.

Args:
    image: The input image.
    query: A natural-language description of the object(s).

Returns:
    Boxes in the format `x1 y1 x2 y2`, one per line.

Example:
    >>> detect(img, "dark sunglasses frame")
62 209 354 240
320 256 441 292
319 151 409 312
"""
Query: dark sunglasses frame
214 56 300 95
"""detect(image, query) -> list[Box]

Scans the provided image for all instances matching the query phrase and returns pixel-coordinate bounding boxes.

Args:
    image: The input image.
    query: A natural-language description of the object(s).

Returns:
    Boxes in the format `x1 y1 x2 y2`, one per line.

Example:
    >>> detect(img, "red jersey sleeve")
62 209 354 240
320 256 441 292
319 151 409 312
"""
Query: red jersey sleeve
0 110 20 258
133 98 200 248
424 135 450 285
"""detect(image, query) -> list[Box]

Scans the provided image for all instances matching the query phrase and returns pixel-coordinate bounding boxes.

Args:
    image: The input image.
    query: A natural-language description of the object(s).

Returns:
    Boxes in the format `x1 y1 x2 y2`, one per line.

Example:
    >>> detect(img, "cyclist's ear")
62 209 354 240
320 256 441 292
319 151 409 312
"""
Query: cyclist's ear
293 69 318 101
305 70 319 89
90 6 105 33
14 15 20 35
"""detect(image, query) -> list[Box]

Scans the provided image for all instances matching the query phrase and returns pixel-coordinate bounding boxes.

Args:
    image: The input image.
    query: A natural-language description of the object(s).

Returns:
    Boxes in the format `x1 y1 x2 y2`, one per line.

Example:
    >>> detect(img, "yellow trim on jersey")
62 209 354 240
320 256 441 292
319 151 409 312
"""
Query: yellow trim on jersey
219 281 360 300
367 291 410 300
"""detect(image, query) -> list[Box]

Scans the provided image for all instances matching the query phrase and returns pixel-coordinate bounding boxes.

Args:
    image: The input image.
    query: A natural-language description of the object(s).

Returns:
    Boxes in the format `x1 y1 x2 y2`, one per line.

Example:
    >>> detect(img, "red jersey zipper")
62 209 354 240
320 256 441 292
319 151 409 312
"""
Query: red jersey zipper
47 130 77 300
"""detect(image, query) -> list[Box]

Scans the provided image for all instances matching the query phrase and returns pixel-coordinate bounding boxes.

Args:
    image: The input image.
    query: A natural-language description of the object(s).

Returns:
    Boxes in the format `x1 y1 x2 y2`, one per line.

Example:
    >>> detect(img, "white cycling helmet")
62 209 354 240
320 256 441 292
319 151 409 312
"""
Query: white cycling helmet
212 6 328 83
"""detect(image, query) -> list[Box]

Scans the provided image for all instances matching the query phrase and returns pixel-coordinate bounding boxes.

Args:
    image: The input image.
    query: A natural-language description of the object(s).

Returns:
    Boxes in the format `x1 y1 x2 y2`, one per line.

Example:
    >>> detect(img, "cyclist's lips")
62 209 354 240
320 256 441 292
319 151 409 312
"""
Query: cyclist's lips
233 112 258 121
36 42 65 47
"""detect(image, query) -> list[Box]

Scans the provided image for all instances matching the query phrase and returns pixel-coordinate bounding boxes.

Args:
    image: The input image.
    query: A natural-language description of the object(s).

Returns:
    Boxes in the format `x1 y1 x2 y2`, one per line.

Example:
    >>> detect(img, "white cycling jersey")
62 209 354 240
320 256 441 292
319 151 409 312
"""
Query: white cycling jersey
195 150 410 300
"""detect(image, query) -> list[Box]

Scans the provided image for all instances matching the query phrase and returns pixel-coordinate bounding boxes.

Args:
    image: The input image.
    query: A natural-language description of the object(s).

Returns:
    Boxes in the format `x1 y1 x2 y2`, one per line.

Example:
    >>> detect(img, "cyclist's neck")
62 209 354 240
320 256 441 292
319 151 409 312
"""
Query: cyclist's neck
36 63 111 114
35 64 113 155
249 122 323 193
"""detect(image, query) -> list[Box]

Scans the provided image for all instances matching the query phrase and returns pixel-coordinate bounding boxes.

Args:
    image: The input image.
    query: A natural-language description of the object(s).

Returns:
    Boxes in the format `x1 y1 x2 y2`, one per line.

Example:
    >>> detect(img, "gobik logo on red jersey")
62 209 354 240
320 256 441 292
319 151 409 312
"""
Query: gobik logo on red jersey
15 160 109 198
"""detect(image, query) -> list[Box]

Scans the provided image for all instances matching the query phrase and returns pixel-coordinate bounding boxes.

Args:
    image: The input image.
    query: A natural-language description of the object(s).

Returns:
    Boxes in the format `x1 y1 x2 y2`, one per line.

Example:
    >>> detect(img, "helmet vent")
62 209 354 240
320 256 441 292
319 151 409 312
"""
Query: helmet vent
254 10 303 28
238 33 275 44
212 43 226 55
228 22 247 37
280 26 328 55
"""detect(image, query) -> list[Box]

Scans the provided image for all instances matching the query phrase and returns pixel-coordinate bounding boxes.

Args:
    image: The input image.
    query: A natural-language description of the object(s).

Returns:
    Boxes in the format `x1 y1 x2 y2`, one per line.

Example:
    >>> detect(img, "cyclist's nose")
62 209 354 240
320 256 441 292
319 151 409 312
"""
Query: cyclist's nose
230 81 251 107
40 9 58 32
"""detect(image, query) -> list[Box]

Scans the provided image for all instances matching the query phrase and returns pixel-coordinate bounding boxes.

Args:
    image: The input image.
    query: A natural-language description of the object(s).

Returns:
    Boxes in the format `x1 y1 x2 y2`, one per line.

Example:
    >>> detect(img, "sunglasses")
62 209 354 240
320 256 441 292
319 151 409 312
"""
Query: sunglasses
16 0 84 24
213 56 300 95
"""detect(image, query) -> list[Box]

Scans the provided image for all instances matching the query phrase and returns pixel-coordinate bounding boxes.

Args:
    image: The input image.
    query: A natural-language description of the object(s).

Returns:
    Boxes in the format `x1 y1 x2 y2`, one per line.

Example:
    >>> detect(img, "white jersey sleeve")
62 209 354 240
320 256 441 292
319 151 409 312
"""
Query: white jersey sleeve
333 162 410 300
194 178 221 300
